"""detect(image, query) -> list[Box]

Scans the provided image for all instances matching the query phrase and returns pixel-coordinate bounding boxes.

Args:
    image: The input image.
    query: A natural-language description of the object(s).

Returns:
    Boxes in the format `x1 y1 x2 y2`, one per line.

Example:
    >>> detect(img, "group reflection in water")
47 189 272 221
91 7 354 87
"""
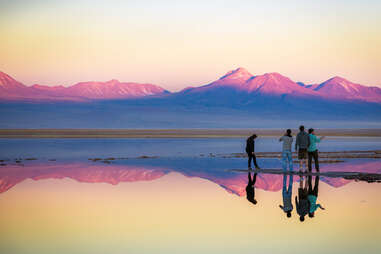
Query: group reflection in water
246 172 325 222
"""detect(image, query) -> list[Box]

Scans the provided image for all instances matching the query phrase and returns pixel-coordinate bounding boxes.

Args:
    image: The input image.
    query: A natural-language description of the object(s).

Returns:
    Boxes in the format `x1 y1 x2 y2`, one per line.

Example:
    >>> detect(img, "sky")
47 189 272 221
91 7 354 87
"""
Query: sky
0 0 380 91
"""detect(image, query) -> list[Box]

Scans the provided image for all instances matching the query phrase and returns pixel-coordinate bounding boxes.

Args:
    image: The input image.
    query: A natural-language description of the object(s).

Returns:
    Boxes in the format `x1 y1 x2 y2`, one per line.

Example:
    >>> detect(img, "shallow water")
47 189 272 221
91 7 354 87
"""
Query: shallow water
1 136 381 159
0 138 380 254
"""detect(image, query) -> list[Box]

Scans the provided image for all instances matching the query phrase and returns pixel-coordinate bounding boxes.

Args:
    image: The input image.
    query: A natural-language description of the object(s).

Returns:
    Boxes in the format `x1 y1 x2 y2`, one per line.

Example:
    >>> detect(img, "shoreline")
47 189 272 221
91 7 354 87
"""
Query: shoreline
1 128 381 138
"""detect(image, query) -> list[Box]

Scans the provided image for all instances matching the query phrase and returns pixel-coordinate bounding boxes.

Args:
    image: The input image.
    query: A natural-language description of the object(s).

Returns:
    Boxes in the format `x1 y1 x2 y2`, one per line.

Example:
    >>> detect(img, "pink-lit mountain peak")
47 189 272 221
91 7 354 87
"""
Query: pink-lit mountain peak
186 68 323 96
219 67 253 81
316 76 360 90
245 72 317 95
312 76 381 102
254 72 293 83
0 71 25 89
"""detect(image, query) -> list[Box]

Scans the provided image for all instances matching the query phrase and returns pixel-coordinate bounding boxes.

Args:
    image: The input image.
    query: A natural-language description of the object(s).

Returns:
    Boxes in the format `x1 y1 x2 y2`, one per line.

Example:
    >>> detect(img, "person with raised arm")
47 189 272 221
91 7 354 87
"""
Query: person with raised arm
307 128 325 172
279 129 293 172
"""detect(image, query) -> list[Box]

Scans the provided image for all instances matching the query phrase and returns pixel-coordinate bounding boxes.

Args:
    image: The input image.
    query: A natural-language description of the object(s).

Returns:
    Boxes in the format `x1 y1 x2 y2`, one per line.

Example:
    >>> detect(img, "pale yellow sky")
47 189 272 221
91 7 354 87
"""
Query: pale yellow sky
0 0 380 91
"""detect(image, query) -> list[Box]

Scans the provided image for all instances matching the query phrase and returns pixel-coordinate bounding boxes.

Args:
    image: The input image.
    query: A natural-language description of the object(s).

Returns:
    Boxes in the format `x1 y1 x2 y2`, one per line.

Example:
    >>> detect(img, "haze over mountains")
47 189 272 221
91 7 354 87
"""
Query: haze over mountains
1 68 381 128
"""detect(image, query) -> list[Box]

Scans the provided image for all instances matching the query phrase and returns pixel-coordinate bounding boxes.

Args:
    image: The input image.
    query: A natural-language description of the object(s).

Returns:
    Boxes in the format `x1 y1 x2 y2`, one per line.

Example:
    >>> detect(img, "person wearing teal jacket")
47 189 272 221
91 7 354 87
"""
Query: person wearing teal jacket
307 128 325 172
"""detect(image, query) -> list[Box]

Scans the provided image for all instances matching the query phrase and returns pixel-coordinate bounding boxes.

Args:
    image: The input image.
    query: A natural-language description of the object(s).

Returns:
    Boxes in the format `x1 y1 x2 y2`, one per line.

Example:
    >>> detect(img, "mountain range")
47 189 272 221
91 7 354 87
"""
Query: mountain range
0 71 169 102
1 68 381 103
1 68 381 128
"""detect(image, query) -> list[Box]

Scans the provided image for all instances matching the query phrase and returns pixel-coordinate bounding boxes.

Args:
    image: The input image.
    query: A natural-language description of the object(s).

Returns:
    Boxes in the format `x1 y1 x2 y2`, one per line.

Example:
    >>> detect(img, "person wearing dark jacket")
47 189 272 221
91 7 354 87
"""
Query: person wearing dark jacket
246 134 260 169
246 172 257 205
295 125 310 172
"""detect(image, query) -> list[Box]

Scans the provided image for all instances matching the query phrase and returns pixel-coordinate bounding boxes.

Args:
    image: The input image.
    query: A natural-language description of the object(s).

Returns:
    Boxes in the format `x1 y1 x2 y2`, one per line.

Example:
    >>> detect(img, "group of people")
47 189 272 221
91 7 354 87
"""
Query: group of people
245 125 325 172
245 126 326 221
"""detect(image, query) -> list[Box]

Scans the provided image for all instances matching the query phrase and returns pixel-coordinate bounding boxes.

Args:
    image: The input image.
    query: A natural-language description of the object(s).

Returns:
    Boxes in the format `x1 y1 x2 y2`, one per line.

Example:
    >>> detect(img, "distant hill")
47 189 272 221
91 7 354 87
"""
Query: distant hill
0 71 169 101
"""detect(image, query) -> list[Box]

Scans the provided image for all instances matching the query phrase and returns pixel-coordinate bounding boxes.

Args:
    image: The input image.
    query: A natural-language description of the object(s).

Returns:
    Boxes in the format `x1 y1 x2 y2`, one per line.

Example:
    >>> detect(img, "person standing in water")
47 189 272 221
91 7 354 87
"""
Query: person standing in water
307 128 325 172
246 172 258 205
279 129 293 171
295 125 310 172
279 173 293 218
246 134 260 169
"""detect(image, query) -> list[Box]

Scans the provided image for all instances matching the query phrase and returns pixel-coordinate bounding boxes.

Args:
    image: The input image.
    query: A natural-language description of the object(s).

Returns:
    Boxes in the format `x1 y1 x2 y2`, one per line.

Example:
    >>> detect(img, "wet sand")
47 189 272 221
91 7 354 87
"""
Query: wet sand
0 128 381 138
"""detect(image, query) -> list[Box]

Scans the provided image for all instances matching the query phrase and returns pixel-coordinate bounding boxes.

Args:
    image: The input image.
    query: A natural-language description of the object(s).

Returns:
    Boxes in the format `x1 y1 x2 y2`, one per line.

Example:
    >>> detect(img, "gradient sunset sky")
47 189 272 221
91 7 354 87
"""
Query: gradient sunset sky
1 0 380 91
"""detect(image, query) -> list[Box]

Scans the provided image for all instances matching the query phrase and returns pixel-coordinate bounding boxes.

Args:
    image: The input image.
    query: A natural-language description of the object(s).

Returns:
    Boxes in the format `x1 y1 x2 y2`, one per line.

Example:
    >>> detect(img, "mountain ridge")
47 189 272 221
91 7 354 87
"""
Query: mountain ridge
0 72 169 101
1 69 380 103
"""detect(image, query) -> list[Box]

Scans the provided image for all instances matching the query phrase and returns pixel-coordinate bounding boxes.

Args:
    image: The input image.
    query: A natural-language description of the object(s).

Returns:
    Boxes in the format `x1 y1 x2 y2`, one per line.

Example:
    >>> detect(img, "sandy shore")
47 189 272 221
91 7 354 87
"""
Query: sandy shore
0 128 381 138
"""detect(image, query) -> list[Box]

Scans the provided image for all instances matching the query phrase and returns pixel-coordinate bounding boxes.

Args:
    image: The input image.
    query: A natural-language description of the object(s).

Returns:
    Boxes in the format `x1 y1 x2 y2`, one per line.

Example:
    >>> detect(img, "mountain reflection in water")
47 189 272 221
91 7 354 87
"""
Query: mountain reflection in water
1 159 380 196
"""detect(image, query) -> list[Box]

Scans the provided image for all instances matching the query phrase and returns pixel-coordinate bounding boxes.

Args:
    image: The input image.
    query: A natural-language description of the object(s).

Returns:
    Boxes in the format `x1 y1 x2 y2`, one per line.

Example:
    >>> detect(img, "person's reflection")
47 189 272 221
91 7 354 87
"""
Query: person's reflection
246 172 257 205
296 175 309 222
308 175 325 218
279 173 293 218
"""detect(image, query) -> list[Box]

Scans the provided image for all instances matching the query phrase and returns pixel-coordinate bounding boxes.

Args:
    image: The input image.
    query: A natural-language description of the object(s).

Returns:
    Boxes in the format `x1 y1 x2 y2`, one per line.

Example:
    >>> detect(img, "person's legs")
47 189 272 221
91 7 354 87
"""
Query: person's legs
298 149 303 171
304 176 308 190
248 172 253 185
252 154 259 168
287 151 293 171
288 174 293 193
313 176 319 196
308 152 313 172
303 158 307 171
282 173 287 193
253 173 257 184
282 151 287 171
313 150 319 172
247 153 252 168
302 149 308 171
308 175 313 193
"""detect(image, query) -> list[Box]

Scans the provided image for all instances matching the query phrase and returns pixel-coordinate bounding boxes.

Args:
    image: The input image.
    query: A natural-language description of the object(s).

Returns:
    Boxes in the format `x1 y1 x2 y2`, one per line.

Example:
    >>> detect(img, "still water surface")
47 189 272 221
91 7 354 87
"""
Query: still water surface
1 136 381 159
0 138 380 254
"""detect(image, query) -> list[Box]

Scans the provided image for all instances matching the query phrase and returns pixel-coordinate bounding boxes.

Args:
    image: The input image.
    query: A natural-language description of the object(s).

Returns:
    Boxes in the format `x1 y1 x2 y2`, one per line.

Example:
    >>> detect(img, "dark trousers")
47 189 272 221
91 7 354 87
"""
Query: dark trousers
248 171 257 185
308 175 319 197
248 153 259 168
308 150 319 172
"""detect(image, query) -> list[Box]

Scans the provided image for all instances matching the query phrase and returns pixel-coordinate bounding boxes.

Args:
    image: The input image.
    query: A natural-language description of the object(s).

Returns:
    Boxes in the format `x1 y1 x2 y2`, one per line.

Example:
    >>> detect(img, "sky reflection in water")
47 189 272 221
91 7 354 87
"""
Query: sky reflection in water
0 138 380 254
